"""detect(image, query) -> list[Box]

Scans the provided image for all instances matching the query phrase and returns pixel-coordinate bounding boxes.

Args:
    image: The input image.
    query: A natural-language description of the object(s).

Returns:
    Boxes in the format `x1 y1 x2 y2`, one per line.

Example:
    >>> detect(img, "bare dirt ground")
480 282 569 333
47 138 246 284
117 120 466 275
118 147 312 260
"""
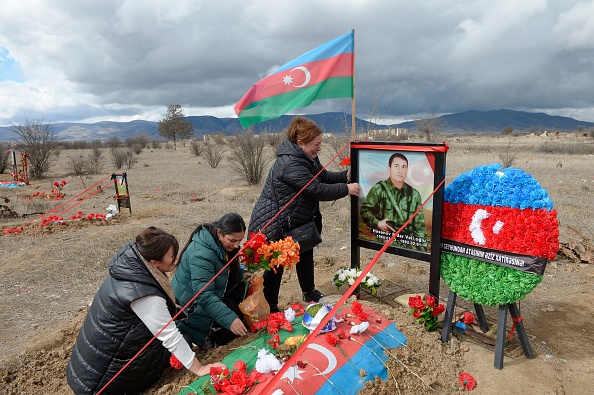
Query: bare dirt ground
1 132 593 395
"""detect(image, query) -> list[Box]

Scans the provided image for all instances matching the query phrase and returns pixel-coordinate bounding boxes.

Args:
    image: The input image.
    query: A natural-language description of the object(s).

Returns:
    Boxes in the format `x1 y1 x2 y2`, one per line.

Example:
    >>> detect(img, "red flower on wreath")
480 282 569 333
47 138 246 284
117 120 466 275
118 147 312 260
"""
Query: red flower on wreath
459 372 476 390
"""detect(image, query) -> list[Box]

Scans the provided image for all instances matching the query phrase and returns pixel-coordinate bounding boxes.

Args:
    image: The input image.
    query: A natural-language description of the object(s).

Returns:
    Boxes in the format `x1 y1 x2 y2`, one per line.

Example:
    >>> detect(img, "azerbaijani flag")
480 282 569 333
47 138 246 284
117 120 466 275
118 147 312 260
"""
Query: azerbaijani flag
234 31 354 128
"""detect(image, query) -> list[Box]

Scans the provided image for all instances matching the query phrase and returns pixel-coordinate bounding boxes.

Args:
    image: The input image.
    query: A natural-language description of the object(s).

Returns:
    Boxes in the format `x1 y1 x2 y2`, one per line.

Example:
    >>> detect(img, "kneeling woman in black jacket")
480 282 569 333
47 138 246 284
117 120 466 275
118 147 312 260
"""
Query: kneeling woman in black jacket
66 227 224 394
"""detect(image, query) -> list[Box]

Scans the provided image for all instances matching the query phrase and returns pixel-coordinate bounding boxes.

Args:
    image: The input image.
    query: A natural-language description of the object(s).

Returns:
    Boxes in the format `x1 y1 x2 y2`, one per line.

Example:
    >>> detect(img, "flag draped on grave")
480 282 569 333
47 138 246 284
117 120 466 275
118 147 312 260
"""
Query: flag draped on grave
234 31 354 128
176 305 406 395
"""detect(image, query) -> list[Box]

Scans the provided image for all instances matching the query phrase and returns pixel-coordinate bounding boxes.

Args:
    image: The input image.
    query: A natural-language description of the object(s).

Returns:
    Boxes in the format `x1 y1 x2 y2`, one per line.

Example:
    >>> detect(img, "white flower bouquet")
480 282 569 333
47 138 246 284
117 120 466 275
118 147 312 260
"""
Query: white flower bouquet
333 267 381 296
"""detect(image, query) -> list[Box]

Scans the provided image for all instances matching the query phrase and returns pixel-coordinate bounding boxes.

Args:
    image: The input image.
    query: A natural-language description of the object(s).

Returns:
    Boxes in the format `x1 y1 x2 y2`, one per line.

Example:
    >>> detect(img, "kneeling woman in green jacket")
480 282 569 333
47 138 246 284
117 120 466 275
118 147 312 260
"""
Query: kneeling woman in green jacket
172 213 251 347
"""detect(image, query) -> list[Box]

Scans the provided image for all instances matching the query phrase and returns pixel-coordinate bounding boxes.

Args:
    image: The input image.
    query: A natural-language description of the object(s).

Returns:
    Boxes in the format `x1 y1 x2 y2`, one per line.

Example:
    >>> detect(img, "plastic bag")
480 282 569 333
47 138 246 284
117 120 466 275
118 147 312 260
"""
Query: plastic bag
239 274 270 327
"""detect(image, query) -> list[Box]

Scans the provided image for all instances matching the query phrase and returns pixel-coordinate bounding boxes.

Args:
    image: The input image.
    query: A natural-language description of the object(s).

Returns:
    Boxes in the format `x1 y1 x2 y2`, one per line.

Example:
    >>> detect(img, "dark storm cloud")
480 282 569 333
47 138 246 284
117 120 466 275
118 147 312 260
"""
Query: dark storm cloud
1 0 593 125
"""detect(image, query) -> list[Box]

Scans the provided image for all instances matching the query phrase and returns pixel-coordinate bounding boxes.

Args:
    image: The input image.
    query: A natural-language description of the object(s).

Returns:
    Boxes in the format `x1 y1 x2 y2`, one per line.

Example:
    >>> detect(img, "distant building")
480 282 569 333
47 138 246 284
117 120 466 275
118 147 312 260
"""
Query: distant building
364 127 409 140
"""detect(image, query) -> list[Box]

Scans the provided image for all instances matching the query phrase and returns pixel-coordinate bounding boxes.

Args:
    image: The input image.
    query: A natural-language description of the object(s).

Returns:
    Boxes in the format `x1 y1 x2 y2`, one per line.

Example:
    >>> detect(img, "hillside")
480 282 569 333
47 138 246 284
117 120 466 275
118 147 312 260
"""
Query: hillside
1 109 593 142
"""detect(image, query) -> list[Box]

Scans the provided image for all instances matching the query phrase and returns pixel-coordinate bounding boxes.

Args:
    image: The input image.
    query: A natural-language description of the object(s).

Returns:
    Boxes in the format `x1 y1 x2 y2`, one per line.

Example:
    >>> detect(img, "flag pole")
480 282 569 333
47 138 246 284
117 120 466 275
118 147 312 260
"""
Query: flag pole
351 28 356 140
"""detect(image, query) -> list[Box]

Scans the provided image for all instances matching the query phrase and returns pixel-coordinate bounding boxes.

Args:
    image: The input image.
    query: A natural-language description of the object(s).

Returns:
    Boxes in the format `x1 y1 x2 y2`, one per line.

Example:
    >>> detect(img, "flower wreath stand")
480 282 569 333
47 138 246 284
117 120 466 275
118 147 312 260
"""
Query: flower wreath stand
440 290 533 369
438 164 559 369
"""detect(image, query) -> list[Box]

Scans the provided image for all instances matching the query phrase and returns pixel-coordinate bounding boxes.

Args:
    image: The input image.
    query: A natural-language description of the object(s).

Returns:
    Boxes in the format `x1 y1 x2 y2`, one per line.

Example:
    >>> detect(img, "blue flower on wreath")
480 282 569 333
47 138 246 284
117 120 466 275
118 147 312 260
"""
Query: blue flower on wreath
444 163 553 211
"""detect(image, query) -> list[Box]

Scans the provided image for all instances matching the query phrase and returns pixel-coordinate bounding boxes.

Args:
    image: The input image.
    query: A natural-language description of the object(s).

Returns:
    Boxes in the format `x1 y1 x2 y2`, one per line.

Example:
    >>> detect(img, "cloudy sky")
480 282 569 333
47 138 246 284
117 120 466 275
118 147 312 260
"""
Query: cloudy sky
1 0 593 127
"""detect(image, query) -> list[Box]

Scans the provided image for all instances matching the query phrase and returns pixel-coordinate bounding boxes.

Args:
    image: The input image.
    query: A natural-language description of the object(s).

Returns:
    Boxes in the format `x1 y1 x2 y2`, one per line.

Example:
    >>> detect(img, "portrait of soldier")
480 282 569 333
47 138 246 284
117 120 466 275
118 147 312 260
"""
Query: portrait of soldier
359 153 428 251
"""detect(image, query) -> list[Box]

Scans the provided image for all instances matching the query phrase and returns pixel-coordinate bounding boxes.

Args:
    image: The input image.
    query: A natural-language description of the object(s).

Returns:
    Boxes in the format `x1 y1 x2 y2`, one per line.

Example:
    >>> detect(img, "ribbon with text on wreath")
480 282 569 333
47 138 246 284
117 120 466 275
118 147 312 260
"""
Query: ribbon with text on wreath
440 164 559 306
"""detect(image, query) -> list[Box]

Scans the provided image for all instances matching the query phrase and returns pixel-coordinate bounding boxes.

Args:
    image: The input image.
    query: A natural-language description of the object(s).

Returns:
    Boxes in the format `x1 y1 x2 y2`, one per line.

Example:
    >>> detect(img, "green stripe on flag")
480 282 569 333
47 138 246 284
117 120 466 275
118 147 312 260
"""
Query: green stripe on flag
237 77 353 128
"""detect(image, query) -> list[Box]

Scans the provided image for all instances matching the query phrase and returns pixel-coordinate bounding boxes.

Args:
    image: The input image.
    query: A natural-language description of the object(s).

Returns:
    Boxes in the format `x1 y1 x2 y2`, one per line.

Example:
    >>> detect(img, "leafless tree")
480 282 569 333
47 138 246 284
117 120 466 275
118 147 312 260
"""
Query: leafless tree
499 138 516 168
203 141 226 168
110 147 126 169
190 139 203 156
67 155 87 175
414 112 445 141
123 148 137 169
126 132 150 150
365 87 383 138
11 118 59 179
228 129 271 185
107 137 121 149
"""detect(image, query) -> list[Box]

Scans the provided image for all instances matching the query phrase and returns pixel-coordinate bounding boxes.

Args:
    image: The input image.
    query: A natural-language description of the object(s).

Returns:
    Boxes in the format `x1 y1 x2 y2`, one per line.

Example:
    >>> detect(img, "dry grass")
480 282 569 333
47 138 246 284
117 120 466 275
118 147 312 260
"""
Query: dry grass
0 132 593 394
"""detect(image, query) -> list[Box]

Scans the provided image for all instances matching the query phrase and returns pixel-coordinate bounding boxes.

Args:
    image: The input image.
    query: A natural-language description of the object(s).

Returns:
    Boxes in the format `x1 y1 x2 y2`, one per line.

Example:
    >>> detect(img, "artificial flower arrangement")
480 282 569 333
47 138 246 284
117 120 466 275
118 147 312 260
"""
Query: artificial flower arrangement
240 232 300 273
408 295 445 331
2 211 108 235
333 267 381 296
440 164 559 306
206 360 264 394
22 180 68 200
251 303 304 350
175 305 305 394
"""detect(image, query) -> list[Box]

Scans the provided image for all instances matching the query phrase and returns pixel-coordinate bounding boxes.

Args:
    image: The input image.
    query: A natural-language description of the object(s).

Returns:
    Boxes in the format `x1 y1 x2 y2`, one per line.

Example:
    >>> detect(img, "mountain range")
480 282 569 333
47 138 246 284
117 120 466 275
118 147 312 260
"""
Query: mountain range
1 109 593 142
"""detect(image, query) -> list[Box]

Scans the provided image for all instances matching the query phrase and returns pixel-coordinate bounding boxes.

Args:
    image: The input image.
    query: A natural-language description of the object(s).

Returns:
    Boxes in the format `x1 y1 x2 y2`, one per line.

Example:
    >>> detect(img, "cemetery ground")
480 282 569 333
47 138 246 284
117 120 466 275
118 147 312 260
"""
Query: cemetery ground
1 132 593 394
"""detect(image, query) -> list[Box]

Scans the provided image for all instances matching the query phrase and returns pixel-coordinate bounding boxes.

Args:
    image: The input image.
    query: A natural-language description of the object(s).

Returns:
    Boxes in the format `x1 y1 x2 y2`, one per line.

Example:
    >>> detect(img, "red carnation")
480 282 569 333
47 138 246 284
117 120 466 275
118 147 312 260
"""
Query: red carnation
169 354 183 369
291 303 304 316
268 333 280 349
325 333 339 346
210 365 225 376
459 372 476 390
351 300 363 314
230 369 249 386
232 360 247 373
462 311 475 325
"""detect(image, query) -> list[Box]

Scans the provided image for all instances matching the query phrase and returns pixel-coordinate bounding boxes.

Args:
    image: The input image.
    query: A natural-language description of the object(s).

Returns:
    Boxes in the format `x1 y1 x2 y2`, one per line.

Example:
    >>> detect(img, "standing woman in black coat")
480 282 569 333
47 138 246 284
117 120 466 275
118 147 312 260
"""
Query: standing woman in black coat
66 227 224 394
248 117 360 312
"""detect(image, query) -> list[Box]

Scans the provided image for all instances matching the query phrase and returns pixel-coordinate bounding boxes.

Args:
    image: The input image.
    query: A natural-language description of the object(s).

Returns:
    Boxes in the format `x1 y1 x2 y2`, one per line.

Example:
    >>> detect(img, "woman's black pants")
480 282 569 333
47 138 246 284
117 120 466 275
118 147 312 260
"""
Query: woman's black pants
263 247 315 307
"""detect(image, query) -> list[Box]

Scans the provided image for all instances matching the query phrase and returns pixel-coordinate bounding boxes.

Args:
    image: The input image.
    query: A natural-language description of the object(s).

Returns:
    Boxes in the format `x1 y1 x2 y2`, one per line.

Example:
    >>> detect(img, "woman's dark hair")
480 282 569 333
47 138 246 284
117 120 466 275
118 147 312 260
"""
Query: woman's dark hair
179 213 246 260
212 212 246 235
135 226 179 262
286 116 322 144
